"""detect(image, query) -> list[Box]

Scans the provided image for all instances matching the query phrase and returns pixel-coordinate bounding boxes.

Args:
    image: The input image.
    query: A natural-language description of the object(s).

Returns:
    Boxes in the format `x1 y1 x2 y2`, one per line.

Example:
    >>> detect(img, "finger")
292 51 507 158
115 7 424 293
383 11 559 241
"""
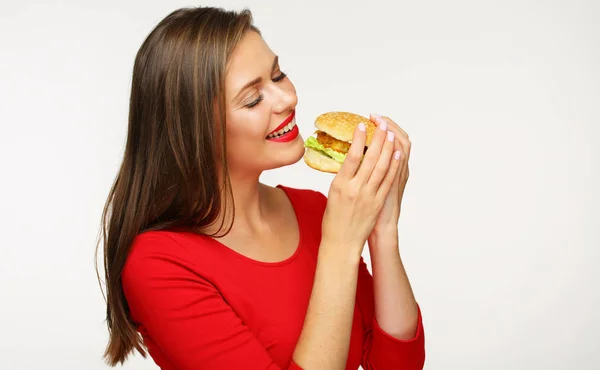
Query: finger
394 146 409 200
396 148 408 184
370 114 411 160
376 149 402 201
390 153 402 189
370 114 408 139
366 130 396 189
337 122 367 180
354 118 389 183
395 137 408 174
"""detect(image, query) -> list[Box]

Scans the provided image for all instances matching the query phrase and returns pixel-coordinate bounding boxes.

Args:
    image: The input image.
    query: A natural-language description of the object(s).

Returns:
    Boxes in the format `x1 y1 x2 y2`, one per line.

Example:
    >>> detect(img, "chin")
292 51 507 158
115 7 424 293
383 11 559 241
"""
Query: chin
266 136 306 169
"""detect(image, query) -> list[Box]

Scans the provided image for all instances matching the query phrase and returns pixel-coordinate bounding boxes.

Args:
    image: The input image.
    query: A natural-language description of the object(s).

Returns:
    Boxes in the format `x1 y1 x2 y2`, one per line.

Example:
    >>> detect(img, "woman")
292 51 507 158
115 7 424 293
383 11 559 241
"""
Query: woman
98 6 425 370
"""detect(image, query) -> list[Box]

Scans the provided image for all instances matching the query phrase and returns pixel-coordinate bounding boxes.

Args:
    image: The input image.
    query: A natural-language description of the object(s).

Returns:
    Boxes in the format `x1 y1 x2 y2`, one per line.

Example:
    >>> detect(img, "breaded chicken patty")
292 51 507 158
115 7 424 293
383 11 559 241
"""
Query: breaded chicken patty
316 131 352 153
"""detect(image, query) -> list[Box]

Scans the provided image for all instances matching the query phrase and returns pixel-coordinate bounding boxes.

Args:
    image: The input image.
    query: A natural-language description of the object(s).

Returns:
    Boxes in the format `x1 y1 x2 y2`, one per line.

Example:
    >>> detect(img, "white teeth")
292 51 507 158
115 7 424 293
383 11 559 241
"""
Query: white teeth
267 121 296 139
282 122 295 133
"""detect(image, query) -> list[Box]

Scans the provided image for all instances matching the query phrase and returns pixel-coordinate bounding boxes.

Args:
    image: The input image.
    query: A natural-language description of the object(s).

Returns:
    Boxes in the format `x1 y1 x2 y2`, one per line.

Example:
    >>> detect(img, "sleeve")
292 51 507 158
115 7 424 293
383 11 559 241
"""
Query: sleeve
357 257 426 370
122 233 304 370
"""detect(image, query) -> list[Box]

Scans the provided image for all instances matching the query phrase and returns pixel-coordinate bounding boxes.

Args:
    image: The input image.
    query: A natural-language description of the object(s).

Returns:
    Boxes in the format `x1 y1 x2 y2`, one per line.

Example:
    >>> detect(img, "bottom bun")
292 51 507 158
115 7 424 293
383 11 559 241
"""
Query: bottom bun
303 148 342 173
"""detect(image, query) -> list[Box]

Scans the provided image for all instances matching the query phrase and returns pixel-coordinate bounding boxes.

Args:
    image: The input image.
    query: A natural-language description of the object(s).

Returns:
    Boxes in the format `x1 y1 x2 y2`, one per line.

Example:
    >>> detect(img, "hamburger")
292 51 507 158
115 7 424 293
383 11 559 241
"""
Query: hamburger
303 112 376 173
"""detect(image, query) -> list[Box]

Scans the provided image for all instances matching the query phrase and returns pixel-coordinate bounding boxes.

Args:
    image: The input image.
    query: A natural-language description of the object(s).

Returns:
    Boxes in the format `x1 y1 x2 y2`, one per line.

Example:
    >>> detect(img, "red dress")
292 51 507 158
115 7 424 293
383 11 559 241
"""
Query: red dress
122 186 425 369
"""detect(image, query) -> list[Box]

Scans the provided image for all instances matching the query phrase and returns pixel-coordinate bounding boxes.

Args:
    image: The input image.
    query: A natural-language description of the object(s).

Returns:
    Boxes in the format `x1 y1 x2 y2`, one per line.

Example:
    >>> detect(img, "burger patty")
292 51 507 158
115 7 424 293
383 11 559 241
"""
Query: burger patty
316 131 367 154
316 131 351 153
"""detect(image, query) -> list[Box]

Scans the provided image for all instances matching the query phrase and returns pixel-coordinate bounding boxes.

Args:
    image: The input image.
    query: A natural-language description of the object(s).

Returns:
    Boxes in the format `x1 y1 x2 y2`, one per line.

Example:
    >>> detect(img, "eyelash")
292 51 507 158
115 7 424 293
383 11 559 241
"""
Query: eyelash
245 72 288 108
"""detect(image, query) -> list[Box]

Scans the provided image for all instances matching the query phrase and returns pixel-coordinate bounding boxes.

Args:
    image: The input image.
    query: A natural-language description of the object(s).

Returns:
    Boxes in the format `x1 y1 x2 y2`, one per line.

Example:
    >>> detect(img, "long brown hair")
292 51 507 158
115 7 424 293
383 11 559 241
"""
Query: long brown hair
95 6 259 366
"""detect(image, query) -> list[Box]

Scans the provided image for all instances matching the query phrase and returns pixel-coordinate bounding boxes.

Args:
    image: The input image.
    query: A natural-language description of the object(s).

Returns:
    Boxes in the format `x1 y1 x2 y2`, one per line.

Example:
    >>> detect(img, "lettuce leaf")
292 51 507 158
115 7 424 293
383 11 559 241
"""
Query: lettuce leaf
304 136 346 163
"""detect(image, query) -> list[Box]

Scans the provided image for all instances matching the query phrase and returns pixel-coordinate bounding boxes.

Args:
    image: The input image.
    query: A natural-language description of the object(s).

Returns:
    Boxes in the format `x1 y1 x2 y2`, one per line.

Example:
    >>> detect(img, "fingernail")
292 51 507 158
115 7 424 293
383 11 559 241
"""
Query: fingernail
370 113 382 120
387 131 394 142
358 122 366 132
394 150 401 160
379 120 388 131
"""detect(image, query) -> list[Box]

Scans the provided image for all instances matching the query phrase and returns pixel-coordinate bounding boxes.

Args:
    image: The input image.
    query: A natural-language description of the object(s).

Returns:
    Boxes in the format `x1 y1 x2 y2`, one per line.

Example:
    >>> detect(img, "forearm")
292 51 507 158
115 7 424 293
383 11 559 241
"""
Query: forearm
369 231 419 340
292 242 361 370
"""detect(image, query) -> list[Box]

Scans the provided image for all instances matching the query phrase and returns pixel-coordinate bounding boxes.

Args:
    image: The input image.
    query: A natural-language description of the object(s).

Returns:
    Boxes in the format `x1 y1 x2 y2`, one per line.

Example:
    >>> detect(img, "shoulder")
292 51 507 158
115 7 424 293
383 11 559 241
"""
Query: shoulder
126 230 192 265
121 231 221 325
122 231 210 291
277 185 328 212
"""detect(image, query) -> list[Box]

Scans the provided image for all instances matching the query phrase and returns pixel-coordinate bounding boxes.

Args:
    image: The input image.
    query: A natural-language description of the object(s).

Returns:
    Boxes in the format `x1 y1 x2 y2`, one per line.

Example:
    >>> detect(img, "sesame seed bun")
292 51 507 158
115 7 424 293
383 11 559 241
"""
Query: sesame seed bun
303 148 342 173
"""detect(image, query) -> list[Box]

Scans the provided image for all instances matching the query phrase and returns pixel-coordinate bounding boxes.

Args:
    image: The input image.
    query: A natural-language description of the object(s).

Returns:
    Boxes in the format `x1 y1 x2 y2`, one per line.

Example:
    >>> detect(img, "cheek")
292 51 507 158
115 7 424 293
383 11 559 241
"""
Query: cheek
224 109 271 160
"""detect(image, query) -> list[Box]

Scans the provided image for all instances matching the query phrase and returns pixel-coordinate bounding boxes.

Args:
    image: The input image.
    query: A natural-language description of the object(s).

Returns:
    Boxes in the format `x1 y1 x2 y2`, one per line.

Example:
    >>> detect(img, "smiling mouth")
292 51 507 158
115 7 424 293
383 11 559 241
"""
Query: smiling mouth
267 120 297 139
266 111 296 138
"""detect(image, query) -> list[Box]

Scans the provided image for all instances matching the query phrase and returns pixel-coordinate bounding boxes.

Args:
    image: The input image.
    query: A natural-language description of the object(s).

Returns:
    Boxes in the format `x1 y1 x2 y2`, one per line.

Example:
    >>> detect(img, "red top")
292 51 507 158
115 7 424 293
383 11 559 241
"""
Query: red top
122 186 425 369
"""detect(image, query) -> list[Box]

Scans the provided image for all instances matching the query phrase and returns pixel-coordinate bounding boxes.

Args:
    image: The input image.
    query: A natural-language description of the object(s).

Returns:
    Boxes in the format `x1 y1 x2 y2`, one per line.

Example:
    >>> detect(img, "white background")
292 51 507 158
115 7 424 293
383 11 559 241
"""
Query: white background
1 0 599 369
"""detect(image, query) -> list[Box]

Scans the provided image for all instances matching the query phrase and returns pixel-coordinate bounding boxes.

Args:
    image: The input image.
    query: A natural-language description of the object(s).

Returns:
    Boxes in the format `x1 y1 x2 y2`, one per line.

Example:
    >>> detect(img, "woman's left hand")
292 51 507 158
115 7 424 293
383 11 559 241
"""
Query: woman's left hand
368 114 411 242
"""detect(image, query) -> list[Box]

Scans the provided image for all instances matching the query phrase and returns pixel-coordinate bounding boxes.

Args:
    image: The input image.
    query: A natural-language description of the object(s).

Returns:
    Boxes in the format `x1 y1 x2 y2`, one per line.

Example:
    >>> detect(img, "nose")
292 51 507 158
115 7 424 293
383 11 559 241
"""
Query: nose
270 82 297 115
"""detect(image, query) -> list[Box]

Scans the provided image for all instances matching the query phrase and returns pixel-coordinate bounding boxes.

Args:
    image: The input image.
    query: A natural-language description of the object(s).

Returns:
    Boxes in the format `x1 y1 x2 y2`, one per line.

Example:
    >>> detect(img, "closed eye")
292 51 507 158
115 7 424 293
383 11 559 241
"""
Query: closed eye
272 72 287 82
244 71 288 108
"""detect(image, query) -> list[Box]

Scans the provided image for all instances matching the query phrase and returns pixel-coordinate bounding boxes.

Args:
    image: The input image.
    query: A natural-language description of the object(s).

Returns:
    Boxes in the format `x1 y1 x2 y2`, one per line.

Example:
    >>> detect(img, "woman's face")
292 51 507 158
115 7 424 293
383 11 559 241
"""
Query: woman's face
223 31 304 177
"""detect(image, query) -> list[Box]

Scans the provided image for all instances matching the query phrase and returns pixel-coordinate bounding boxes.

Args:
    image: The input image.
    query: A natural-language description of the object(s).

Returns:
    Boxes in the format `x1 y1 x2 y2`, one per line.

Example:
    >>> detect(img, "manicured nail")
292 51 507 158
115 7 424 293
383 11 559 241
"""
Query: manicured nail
371 113 382 120
394 150 401 160
358 122 366 131
379 120 388 131
387 131 395 142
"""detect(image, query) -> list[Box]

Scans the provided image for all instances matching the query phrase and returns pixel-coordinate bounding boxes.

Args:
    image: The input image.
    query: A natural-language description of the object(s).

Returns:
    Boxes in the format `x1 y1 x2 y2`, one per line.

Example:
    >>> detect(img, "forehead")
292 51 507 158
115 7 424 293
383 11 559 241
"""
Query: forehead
226 31 275 82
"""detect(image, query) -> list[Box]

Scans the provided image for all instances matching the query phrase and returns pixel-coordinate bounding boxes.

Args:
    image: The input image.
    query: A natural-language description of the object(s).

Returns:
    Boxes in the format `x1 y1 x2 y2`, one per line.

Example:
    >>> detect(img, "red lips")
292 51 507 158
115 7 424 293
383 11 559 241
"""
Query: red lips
267 110 295 136
267 124 299 142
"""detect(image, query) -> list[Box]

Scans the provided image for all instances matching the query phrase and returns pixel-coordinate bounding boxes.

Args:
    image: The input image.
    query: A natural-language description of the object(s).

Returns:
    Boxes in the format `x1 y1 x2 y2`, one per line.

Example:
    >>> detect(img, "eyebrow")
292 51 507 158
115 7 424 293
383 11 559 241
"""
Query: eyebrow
232 56 280 103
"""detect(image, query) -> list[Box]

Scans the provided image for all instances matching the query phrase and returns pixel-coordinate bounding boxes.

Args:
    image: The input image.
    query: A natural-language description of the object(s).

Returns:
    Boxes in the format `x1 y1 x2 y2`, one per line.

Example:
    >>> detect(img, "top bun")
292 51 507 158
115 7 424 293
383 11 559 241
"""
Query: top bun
314 112 377 146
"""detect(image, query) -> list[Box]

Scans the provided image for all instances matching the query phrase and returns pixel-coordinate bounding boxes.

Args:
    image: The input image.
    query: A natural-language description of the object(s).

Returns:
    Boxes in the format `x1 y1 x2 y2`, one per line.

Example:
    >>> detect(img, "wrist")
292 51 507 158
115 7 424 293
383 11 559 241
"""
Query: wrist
319 238 363 266
368 227 399 248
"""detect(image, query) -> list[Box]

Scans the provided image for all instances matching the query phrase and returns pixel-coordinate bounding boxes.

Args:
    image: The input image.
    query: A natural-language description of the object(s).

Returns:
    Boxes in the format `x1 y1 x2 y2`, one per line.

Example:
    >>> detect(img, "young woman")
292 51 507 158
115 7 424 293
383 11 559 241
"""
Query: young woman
98 6 425 370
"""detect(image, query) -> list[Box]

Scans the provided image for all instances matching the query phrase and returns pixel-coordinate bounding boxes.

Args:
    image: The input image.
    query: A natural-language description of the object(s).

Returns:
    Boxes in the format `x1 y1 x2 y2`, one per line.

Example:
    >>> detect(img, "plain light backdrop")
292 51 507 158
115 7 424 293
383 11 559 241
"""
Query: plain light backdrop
1 0 598 369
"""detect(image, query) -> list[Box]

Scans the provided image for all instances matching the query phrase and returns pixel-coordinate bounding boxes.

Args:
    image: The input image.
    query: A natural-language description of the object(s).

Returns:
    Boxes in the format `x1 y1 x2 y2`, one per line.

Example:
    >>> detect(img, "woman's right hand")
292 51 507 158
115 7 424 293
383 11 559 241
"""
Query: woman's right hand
321 119 402 259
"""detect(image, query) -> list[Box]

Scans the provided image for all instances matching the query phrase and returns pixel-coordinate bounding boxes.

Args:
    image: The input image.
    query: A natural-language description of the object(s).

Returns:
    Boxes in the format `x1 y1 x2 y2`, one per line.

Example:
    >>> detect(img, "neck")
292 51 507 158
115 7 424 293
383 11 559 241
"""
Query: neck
209 170 272 236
